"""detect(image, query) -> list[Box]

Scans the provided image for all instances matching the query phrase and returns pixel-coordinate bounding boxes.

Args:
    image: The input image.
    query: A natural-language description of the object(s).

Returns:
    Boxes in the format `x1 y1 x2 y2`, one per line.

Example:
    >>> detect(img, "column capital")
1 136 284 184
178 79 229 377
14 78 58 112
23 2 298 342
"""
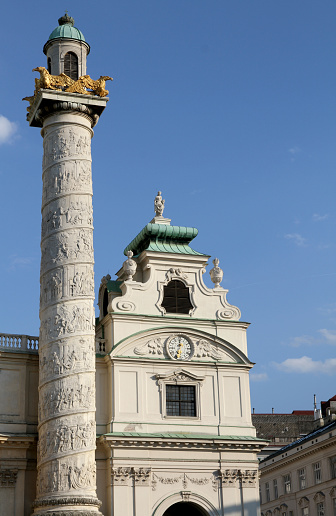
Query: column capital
27 90 108 128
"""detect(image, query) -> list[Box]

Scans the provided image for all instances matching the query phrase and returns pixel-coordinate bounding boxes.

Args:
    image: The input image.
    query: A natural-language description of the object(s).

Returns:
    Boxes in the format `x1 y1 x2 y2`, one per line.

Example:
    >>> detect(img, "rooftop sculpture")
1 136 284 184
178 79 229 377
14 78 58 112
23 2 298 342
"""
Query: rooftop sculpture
23 67 113 112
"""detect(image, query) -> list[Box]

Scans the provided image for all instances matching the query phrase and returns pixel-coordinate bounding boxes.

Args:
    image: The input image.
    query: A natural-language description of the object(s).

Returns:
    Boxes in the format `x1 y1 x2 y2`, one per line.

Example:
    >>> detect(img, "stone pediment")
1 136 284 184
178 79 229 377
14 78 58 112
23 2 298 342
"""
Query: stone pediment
111 328 251 366
155 369 205 384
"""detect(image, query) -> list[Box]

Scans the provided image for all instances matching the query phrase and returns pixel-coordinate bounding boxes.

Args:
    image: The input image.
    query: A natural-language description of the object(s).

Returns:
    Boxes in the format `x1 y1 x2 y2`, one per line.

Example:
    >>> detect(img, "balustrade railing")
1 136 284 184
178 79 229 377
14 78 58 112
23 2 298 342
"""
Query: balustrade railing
0 334 39 352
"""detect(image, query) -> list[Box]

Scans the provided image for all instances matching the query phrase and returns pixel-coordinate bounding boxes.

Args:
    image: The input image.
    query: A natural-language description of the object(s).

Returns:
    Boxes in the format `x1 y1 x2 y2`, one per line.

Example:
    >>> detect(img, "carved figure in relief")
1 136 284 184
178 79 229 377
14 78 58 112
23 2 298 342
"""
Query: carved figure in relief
134 338 164 355
39 341 92 381
39 420 95 457
40 383 94 418
194 339 221 360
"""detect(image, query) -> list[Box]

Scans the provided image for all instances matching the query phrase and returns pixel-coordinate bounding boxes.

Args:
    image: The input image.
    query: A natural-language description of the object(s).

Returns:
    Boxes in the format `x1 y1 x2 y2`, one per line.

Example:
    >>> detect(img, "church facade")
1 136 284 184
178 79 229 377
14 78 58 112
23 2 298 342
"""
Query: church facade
0 15 264 516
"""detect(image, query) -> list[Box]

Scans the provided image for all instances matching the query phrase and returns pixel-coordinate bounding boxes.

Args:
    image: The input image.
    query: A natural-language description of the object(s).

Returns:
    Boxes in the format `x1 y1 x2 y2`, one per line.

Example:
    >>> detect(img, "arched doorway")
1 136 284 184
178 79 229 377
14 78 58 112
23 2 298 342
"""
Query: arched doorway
163 502 207 516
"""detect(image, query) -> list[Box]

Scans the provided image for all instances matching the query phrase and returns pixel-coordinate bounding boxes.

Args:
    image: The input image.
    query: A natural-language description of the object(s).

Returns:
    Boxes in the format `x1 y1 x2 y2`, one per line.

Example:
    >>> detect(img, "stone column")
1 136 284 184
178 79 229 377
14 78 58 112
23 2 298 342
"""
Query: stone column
30 93 107 516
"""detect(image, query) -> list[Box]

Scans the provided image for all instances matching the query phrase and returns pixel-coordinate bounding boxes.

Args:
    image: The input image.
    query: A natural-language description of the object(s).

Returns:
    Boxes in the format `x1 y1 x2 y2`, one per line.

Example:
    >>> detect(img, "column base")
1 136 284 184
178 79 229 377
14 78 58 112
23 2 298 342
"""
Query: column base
32 497 102 516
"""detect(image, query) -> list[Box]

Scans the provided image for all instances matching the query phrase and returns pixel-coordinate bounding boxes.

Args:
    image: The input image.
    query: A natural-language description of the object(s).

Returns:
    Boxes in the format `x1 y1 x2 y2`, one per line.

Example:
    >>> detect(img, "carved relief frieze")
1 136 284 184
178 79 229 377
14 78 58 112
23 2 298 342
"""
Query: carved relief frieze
40 304 94 342
134 338 164 356
241 469 258 487
43 127 91 169
39 378 95 420
39 339 94 382
41 199 93 238
41 266 94 307
0 469 18 486
152 473 181 490
111 467 132 486
37 458 96 496
220 469 240 486
41 229 93 270
133 468 151 485
165 268 187 282
194 339 222 360
219 469 258 487
152 472 213 491
111 467 151 486
42 160 92 204
132 335 227 361
38 418 96 460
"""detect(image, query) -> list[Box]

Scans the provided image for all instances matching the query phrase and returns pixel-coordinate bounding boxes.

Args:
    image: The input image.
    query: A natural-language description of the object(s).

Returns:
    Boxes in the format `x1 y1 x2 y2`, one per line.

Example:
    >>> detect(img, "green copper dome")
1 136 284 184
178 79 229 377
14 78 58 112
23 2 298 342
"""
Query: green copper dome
48 13 86 42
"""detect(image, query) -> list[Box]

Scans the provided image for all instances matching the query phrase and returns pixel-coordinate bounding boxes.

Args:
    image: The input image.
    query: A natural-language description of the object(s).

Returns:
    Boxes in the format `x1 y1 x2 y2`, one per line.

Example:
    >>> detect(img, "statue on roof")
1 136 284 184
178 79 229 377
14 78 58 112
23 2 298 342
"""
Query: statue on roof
154 191 165 217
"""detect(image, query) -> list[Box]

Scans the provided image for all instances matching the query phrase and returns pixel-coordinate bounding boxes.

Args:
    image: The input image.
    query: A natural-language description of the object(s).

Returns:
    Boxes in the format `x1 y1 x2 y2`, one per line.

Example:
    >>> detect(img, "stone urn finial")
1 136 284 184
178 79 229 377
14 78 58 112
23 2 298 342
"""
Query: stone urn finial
154 191 165 217
209 258 223 288
123 251 137 281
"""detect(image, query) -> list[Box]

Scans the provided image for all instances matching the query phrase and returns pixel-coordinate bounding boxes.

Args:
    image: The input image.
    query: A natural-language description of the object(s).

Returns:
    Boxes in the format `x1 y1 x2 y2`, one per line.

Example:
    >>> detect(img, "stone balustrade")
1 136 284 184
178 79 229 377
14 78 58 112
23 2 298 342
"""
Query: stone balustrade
0 333 39 352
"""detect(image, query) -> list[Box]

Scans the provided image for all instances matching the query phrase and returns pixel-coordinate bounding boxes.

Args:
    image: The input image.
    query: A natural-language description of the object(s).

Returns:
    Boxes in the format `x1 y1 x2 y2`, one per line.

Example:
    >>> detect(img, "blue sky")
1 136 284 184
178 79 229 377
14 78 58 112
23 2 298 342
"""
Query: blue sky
1 1 335 413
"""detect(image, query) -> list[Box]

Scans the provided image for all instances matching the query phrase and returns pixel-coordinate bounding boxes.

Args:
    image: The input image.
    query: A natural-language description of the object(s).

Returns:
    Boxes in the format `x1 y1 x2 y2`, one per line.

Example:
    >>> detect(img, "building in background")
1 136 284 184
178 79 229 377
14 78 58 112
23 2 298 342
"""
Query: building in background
259 396 336 516
252 410 315 460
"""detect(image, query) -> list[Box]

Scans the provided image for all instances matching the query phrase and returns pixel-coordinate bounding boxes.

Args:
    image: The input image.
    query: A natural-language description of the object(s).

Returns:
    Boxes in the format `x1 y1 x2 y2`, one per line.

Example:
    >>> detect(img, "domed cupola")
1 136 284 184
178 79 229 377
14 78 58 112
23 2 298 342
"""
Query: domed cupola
43 13 90 79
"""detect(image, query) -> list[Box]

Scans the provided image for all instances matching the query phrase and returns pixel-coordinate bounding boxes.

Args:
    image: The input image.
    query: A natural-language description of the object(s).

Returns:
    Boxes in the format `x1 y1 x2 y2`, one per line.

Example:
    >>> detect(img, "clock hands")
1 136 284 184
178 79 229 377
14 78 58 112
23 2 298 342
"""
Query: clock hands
176 341 184 358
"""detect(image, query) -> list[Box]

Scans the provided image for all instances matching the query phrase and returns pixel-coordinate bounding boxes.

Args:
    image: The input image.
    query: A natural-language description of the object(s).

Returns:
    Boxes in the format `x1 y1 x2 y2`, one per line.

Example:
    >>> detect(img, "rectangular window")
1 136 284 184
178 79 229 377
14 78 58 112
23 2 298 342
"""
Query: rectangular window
265 482 270 502
284 474 291 493
317 502 324 516
166 385 196 417
314 462 322 484
301 509 309 516
298 468 306 489
330 456 336 479
273 478 278 499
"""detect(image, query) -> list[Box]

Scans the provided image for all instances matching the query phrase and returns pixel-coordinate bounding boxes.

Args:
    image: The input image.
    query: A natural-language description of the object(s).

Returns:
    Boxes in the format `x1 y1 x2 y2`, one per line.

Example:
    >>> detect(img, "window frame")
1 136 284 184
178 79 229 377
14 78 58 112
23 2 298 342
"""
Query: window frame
330 456 336 479
283 474 291 494
156 369 204 420
166 384 197 417
63 51 79 80
265 482 270 502
316 502 324 516
273 478 278 499
298 468 306 490
314 462 322 484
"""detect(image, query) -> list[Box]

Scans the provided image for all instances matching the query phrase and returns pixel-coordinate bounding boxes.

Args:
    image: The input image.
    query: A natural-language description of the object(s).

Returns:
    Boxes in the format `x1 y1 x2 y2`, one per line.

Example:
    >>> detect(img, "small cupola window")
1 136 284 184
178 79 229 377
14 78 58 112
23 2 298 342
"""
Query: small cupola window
102 288 108 317
64 51 78 80
47 57 52 74
161 280 193 314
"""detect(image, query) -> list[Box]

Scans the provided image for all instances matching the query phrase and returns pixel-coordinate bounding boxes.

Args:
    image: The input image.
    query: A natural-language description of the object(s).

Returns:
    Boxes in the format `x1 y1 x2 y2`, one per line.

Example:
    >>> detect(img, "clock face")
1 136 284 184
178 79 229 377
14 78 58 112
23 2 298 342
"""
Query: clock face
167 335 193 360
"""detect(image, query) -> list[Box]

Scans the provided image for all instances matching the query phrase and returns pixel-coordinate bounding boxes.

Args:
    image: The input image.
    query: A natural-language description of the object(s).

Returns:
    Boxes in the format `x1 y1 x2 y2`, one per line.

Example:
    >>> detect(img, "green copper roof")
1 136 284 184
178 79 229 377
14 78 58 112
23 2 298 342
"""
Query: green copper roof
124 223 205 257
107 280 122 294
48 13 86 42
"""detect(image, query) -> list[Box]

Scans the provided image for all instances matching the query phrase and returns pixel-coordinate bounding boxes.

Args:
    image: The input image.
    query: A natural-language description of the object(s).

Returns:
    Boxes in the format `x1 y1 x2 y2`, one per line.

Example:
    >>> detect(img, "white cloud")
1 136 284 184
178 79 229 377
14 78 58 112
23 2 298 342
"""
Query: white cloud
313 213 328 222
0 115 17 144
8 255 34 270
284 233 307 247
250 373 268 382
289 335 317 347
274 356 336 375
319 329 336 344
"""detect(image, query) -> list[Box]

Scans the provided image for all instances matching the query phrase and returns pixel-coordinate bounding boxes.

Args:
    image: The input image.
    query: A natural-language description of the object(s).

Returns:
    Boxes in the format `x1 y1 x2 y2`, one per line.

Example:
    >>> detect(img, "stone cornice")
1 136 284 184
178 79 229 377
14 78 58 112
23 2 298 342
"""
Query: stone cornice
260 436 336 474
105 312 250 329
0 435 36 448
100 433 266 452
